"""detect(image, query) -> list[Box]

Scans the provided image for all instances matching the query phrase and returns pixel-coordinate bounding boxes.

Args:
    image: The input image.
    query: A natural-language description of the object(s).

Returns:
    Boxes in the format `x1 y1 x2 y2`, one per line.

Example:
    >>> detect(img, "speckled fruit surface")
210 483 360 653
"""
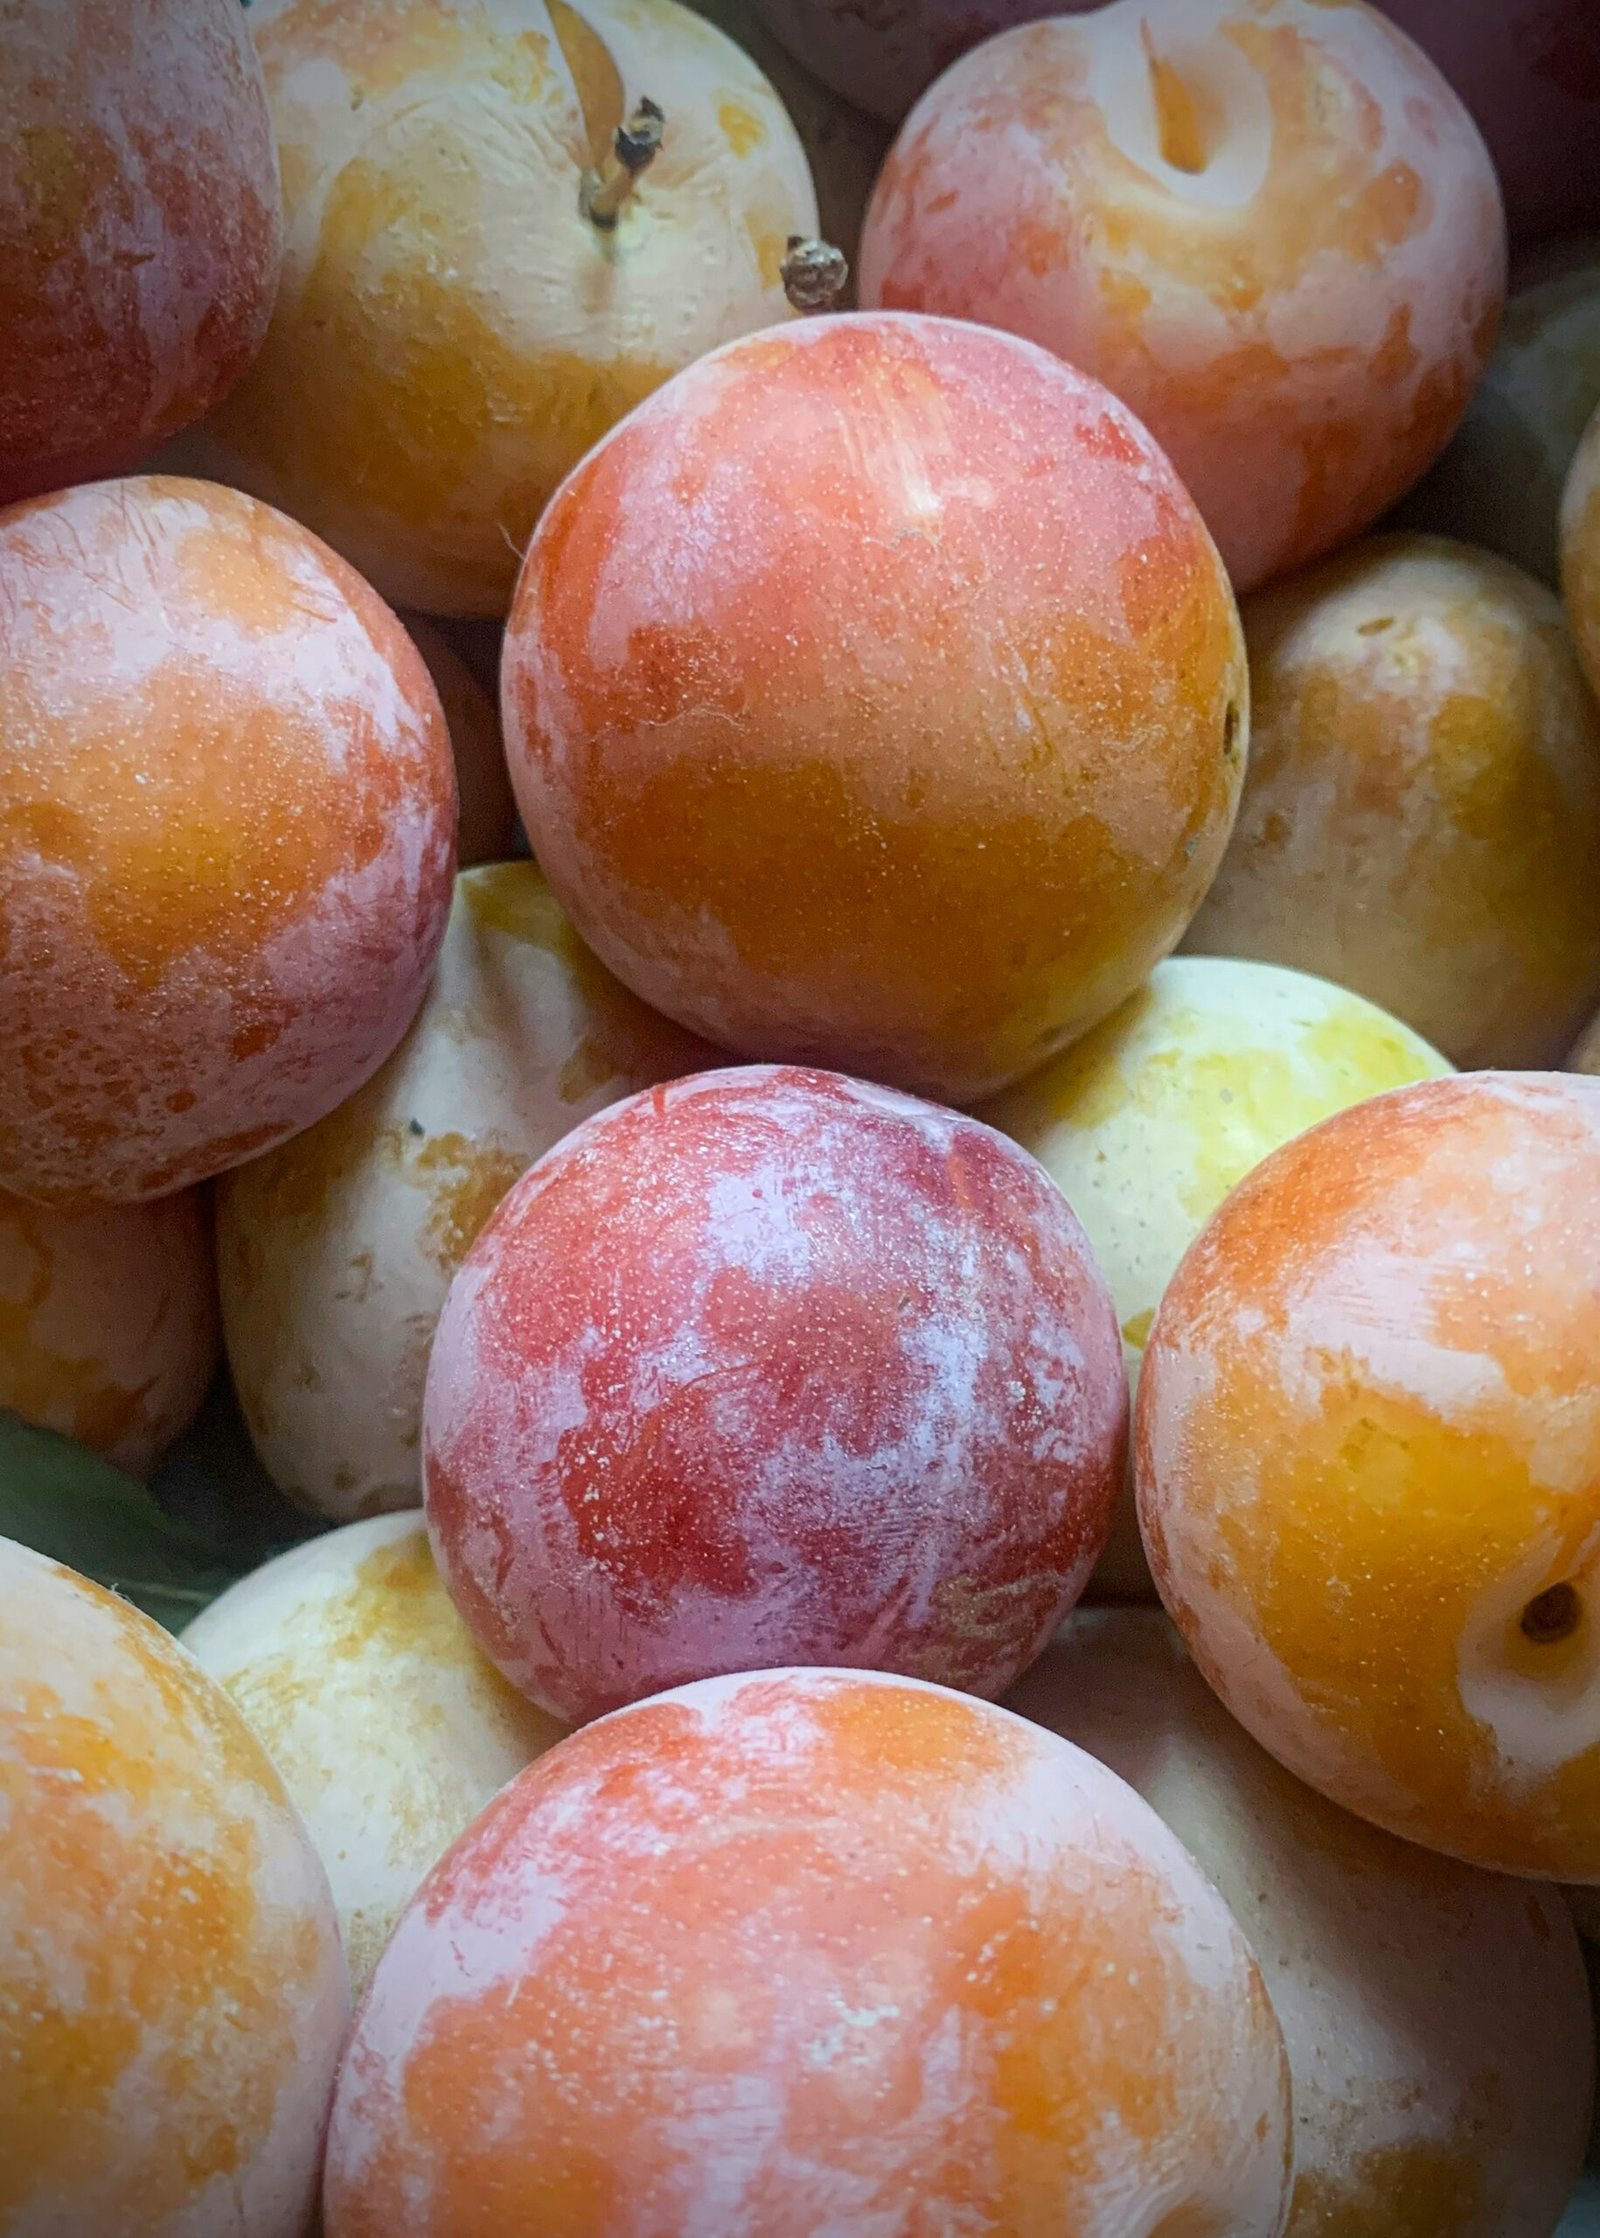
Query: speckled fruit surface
185 1513 568 1992
979 957 1451 1601
1186 534 1600 1069
322 1667 1292 2237
1138 1070 1600 1881
0 1183 217 1475
0 475 457 1206
1010 1610 1596 2238
199 0 817 616
504 310 1246 1102
0 1535 349 2236
859 0 1506 592
218 861 715 1522
0 0 281 505
423 1065 1127 1722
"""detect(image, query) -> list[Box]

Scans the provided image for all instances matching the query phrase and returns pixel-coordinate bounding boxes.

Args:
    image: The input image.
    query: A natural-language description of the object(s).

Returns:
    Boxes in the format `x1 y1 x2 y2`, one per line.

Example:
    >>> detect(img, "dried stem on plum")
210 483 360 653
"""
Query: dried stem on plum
782 237 850 315
583 99 665 229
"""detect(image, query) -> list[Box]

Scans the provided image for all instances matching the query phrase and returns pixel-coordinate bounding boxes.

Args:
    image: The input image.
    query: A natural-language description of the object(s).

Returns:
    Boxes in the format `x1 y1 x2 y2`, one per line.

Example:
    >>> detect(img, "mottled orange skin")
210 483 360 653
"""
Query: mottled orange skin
505 312 1246 1102
404 617 521 866
0 0 281 505
0 476 458 1205
1137 1071 1600 1881
0 1536 349 2236
325 1669 1291 2236
0 1183 217 1475
1186 534 1600 1068
860 0 1506 592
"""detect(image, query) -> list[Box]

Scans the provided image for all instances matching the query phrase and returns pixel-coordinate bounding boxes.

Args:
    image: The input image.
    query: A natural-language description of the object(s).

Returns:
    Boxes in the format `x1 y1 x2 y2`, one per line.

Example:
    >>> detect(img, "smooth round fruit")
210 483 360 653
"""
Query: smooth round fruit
689 0 892 274
405 618 519 866
0 475 457 1205
323 1667 1292 2238
859 0 1506 593
978 958 1452 1601
1575 1014 1600 1073
184 1513 567 1991
198 0 817 617
0 1535 348 2235
1395 239 1600 588
505 311 1247 1101
0 1184 217 1475
1010 1610 1596 2238
0 0 281 506
1138 1070 1600 1881
1185 535 1600 1068
218 861 716 1522
424 1065 1127 1723
759 0 1600 244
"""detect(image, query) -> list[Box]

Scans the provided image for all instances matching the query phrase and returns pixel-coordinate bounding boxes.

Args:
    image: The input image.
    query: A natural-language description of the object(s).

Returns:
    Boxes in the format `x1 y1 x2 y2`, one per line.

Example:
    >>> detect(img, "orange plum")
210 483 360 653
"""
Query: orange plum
0 1537 348 2235
859 0 1506 591
504 311 1247 1102
323 1668 1291 2236
1137 1070 1600 1882
0 477 457 1205
0 0 281 505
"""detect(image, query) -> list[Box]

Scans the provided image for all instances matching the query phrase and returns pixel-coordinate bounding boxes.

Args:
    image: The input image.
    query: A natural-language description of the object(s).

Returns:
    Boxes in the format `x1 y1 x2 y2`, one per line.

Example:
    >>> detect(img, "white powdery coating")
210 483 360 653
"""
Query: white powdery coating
216 862 709 1519
0 0 281 483
1014 1612 1594 2238
423 1066 1126 1719
330 1668 1290 2235
1141 1071 1600 1824
0 476 456 1202
184 1513 566 1990
0 1537 348 2237
506 309 1245 1089
859 0 1506 588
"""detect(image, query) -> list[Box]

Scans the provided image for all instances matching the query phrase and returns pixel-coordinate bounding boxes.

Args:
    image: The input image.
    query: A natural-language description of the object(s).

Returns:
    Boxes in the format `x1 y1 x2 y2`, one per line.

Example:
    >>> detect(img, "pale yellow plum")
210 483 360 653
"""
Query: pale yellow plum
197 0 818 617
1186 535 1600 1068
978 957 1451 1601
216 860 716 1521
184 1513 567 1992
1009 1610 1595 2238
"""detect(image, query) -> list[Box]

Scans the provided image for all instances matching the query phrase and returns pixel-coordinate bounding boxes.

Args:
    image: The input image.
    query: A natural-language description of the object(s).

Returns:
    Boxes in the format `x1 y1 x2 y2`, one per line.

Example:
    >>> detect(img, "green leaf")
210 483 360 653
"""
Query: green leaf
0 1411 246 1631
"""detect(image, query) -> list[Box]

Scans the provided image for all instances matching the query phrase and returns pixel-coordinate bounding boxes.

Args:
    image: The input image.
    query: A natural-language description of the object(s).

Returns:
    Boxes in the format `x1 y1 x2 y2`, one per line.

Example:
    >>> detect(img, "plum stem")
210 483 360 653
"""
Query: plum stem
782 237 850 315
583 99 664 230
